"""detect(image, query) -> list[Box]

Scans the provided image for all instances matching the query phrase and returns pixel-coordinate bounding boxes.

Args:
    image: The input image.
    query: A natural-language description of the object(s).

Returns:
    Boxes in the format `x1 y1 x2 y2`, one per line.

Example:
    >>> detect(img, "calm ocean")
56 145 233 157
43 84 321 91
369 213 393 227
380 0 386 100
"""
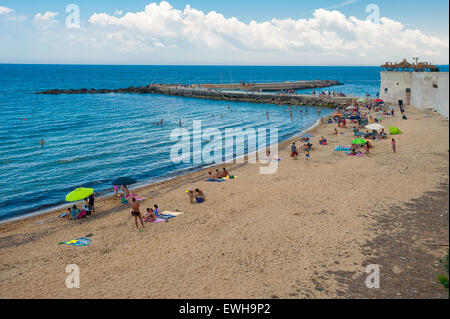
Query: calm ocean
0 65 446 221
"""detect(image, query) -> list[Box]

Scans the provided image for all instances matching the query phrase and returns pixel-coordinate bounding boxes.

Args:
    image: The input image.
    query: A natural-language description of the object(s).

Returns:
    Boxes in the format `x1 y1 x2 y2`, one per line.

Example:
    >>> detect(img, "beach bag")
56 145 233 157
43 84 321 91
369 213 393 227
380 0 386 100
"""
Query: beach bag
196 197 204 203
78 210 87 219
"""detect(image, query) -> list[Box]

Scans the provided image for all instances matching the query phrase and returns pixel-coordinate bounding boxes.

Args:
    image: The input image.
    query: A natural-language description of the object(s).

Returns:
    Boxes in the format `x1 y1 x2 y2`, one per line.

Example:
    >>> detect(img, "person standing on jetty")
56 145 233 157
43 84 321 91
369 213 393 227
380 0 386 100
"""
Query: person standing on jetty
129 197 145 230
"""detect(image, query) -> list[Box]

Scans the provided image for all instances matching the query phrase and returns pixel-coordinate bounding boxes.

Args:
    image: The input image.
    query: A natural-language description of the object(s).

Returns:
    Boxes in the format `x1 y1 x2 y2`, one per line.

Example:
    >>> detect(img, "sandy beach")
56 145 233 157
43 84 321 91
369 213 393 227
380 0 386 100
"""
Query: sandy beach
0 105 448 299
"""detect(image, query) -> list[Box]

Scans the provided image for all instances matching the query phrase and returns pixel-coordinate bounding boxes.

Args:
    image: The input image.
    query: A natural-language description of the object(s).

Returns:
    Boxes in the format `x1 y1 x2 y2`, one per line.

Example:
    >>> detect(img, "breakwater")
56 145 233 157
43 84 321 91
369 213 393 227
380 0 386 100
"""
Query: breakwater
36 82 361 107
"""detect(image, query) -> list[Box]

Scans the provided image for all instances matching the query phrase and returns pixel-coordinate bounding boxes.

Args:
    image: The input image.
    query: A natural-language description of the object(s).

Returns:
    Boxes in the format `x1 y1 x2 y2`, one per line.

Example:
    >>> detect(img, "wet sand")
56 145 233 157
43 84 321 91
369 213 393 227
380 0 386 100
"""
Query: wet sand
0 106 448 299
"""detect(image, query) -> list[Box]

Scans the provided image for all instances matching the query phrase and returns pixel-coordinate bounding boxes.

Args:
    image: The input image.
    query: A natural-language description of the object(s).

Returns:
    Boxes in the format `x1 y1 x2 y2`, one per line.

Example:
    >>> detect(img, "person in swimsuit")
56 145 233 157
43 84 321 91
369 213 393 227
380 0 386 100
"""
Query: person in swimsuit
88 194 95 213
143 208 156 222
215 169 224 179
129 197 144 230
392 138 396 153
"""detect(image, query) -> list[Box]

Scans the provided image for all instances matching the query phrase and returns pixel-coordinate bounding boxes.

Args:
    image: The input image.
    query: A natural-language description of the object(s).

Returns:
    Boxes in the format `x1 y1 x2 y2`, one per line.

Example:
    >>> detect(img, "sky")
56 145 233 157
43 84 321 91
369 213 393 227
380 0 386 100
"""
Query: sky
0 0 448 65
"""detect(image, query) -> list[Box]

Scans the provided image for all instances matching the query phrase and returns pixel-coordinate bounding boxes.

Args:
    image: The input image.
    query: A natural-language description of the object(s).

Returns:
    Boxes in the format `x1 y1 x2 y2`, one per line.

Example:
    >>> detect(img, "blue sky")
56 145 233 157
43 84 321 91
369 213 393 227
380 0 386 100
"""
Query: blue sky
0 0 448 65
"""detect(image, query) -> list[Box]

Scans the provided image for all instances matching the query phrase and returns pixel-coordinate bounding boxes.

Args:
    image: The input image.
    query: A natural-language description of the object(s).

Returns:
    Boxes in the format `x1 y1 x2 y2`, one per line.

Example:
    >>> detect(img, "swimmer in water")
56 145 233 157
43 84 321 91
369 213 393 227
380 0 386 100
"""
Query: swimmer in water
40 138 45 146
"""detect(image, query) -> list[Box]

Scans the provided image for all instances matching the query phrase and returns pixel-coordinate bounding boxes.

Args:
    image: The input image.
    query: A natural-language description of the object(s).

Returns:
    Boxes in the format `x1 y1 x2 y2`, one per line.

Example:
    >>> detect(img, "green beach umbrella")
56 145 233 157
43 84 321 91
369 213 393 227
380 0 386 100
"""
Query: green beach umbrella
352 138 367 145
65 188 94 202
389 126 402 135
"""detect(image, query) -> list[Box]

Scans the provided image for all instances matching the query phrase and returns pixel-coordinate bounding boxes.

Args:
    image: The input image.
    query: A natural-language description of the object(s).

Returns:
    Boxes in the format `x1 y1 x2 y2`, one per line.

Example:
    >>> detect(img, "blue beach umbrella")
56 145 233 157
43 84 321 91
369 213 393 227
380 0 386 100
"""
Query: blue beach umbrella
112 177 137 186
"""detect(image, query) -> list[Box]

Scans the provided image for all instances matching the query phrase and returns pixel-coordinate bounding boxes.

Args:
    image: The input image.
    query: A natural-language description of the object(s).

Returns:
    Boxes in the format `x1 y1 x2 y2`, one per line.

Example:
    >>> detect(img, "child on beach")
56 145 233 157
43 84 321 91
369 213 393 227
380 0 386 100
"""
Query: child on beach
392 138 396 153
305 149 310 160
291 143 298 159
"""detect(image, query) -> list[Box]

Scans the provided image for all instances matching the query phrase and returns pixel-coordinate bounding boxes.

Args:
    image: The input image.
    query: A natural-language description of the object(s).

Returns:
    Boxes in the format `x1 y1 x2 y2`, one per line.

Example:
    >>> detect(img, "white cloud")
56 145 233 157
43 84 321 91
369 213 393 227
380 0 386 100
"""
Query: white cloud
114 10 123 16
86 1 448 61
34 11 58 22
0 6 13 15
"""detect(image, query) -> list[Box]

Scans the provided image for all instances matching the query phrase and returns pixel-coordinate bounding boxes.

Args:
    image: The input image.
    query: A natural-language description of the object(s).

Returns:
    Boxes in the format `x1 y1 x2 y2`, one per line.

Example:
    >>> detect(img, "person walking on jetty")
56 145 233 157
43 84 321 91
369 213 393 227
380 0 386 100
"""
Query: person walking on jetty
129 197 145 230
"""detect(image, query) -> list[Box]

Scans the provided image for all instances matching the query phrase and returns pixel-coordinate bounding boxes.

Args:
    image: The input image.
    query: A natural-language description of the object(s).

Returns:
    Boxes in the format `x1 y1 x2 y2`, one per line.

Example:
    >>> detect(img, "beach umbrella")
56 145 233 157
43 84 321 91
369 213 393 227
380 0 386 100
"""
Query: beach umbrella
389 126 402 135
365 123 384 130
65 188 94 202
112 177 137 186
346 106 355 110
352 138 367 145
373 99 383 103
300 134 315 138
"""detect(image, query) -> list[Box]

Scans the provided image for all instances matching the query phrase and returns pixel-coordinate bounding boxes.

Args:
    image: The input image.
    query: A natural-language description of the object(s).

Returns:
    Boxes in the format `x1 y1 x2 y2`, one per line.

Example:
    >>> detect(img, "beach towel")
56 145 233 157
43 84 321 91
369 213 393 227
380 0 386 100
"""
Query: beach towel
334 145 352 152
161 211 184 216
260 157 282 162
59 237 91 247
346 152 364 157
207 176 238 182
58 212 67 218
145 218 168 223
125 194 148 200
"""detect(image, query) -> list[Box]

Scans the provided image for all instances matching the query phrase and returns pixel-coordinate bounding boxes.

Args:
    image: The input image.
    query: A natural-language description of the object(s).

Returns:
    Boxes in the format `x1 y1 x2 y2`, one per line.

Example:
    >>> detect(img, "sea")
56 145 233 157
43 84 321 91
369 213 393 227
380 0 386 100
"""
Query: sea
0 64 447 222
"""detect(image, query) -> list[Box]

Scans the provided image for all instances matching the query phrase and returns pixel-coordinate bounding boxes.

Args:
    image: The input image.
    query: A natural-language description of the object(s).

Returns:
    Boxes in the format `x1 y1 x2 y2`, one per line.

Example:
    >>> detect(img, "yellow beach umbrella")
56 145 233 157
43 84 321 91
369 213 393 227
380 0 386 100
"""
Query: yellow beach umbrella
65 188 94 202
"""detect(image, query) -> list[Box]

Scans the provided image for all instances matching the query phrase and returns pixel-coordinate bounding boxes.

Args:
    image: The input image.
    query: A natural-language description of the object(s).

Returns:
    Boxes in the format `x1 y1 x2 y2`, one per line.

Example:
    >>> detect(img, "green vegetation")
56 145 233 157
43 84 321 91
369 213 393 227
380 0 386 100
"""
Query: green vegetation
438 251 449 296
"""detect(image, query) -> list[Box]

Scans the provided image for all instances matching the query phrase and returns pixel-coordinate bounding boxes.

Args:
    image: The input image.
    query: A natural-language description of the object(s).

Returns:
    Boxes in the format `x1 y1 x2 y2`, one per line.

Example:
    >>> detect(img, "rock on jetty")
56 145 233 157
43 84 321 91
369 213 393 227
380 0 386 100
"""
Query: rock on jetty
36 82 357 108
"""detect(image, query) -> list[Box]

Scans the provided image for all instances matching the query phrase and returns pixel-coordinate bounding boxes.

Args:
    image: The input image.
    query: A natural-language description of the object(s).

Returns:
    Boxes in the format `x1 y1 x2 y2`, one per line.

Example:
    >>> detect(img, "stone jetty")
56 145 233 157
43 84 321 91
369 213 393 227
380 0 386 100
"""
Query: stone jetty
36 80 363 108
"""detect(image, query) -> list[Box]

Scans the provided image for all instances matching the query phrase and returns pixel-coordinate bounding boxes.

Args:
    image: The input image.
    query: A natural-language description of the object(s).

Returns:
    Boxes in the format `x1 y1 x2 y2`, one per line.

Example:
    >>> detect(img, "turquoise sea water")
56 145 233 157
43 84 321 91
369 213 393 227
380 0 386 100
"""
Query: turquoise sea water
0 65 446 221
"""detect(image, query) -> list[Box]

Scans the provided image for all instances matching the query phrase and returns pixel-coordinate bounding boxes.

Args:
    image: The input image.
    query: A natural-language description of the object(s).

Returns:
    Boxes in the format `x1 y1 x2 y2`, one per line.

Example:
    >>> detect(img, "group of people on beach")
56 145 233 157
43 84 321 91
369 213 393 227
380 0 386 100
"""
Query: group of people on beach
207 168 233 181
67 195 95 220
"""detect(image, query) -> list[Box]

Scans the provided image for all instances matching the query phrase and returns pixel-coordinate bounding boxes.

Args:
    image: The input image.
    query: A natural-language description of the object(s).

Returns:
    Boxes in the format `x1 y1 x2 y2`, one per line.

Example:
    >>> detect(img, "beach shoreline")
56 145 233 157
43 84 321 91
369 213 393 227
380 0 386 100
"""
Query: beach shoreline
0 114 326 226
0 105 448 299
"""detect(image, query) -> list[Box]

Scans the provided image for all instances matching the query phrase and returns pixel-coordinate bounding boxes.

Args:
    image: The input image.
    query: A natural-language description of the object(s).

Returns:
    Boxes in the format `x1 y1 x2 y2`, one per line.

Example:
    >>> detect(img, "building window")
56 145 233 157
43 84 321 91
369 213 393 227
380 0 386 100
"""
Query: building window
384 88 388 93
406 88 411 93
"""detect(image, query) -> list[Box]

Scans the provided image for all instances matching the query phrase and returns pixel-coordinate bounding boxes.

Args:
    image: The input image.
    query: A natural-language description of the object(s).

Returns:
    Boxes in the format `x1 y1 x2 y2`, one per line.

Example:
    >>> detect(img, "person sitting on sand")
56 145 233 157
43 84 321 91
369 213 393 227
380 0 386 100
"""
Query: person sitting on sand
333 128 338 135
153 204 162 217
208 172 217 181
222 168 234 179
122 185 131 197
215 169 224 179
143 208 156 222
66 207 72 220
129 198 144 230
319 136 327 145
70 205 81 220
82 199 92 216
291 143 298 159
194 189 205 203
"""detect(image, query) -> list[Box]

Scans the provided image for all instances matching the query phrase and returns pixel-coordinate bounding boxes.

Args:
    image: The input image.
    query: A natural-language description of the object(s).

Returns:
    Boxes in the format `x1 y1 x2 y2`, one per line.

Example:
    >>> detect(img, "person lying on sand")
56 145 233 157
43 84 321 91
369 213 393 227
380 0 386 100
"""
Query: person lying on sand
129 197 144 230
